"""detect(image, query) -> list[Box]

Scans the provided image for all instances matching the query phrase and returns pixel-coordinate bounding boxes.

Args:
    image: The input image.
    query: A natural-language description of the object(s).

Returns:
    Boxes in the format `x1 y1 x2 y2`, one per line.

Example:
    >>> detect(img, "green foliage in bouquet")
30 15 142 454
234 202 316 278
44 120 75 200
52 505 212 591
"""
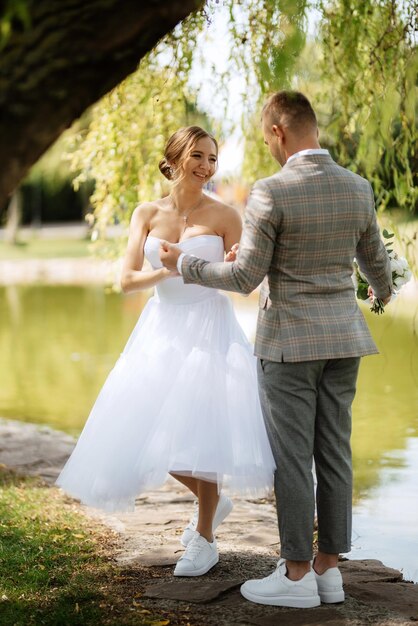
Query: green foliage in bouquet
353 228 412 315
353 266 369 302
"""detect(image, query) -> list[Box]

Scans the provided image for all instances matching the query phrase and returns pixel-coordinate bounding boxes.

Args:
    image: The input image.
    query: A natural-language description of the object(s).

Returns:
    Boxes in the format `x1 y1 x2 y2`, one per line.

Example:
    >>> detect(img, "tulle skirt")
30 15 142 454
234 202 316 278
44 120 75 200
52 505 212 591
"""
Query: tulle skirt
56 292 275 511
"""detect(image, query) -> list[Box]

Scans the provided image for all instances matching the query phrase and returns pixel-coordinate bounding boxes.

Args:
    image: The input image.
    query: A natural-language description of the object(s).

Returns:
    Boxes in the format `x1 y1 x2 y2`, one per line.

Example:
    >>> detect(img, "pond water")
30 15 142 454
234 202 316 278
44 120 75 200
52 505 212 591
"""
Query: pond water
1 285 417 580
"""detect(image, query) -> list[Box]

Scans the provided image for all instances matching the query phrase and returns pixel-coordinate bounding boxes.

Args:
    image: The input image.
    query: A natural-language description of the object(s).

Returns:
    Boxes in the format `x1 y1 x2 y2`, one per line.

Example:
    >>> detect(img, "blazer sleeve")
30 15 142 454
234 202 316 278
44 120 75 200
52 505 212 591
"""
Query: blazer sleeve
355 186 392 299
181 180 278 294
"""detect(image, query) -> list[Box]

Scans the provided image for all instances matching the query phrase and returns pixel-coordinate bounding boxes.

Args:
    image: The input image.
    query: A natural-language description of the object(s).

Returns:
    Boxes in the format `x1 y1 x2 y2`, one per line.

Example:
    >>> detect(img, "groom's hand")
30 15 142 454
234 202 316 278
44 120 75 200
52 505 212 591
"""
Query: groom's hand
368 285 391 305
160 241 181 271
225 243 239 262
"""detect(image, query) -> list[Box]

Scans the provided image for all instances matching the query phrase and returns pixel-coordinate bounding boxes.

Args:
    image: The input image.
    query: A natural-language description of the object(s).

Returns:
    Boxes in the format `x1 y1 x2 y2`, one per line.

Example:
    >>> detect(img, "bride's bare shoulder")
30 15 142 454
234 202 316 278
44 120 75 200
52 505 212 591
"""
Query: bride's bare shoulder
206 195 239 216
206 195 242 227
130 200 166 224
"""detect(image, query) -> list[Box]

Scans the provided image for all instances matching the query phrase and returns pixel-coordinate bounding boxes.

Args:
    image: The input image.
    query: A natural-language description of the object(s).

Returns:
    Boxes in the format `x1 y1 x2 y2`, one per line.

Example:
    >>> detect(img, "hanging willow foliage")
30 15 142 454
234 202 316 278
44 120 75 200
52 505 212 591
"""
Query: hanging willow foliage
65 0 312 238
63 0 416 253
238 1 417 213
317 0 417 212
64 9 210 257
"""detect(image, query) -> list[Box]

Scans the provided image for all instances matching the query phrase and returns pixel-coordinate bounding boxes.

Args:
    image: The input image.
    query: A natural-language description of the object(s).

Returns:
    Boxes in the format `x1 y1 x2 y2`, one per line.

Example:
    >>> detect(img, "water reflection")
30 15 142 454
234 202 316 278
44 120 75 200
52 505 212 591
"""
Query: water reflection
351 298 418 500
1 285 417 578
345 437 418 583
0 285 147 432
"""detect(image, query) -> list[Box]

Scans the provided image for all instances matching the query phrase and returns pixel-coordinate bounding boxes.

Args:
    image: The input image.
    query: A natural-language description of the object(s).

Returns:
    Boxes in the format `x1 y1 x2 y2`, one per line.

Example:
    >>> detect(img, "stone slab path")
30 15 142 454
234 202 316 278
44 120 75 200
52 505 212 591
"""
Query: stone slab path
1 417 417 625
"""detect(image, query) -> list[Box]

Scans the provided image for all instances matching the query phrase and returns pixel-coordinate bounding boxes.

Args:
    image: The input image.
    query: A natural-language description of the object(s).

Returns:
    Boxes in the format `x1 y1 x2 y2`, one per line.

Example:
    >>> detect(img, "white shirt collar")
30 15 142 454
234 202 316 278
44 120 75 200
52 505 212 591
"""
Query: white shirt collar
286 148 330 165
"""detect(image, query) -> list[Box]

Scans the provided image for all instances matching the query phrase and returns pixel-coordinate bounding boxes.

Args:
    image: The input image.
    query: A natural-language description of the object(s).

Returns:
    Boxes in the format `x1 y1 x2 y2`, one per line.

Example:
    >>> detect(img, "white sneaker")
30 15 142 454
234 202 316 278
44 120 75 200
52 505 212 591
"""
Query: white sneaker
174 533 219 577
180 494 233 547
240 560 321 608
314 566 345 603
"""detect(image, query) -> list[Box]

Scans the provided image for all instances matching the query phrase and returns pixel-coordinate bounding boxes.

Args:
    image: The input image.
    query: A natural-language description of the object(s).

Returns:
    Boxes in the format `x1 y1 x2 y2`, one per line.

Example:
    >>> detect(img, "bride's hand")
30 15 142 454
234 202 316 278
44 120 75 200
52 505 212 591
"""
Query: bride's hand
161 267 179 279
225 243 239 262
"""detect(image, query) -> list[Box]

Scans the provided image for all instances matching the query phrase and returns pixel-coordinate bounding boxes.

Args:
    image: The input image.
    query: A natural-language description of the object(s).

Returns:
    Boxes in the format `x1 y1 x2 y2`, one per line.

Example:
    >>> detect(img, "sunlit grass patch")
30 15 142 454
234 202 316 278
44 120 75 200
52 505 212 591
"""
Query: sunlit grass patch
0 466 166 625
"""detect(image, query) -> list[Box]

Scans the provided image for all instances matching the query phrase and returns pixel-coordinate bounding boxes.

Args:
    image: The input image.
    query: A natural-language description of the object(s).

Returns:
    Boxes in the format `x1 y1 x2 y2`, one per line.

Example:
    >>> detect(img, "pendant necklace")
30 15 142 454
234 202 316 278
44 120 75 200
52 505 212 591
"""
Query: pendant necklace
171 194 204 233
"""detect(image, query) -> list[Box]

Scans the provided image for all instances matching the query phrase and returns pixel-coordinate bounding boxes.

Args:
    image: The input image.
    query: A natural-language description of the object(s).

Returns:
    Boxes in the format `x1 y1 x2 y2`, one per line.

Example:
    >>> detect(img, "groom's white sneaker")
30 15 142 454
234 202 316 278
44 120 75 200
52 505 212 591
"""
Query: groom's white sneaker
240 560 321 608
180 494 233 547
314 566 345 603
174 533 219 576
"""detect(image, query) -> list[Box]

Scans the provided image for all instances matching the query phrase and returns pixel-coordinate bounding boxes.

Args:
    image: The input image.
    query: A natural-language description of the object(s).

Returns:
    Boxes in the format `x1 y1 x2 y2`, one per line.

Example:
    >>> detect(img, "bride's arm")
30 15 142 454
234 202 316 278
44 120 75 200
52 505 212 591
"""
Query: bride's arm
222 206 242 258
222 208 250 294
120 204 175 293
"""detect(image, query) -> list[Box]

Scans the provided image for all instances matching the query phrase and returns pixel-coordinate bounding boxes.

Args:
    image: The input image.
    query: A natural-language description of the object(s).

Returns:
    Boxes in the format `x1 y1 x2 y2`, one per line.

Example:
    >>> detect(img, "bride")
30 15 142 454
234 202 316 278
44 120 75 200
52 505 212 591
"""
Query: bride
57 125 275 577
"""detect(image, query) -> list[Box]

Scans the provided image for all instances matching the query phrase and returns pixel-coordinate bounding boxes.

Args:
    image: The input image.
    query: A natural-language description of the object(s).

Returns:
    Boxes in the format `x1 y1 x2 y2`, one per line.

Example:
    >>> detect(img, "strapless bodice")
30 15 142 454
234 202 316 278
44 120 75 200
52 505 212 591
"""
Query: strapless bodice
144 235 224 304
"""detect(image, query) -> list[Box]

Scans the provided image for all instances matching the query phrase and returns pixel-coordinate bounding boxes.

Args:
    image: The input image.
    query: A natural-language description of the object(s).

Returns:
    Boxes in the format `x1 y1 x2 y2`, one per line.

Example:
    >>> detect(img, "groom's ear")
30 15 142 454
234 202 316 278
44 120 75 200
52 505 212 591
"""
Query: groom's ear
272 124 285 143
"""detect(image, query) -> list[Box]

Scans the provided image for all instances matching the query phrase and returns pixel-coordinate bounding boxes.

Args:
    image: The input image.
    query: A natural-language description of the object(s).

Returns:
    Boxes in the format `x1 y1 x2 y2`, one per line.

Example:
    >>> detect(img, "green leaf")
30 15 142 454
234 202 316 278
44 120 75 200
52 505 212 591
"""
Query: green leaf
357 284 369 300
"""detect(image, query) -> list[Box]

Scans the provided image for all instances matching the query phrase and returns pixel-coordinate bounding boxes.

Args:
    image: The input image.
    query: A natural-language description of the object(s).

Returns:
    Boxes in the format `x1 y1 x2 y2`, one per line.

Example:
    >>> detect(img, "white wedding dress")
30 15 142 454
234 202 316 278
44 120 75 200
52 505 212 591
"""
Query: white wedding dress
57 235 275 511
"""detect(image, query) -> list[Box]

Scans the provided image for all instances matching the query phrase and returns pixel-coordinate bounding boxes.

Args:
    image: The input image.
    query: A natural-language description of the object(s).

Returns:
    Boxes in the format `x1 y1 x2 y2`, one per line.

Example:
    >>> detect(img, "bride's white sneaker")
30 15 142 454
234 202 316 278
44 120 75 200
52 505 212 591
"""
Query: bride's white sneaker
180 494 233 547
314 566 345 603
174 533 219 577
240 560 321 608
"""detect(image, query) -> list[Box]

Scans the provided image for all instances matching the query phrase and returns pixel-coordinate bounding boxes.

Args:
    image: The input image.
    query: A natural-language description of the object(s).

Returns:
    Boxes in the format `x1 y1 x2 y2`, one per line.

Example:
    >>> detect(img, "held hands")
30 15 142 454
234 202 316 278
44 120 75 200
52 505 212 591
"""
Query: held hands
159 240 239 274
159 241 181 273
224 242 249 297
161 266 179 279
225 243 239 262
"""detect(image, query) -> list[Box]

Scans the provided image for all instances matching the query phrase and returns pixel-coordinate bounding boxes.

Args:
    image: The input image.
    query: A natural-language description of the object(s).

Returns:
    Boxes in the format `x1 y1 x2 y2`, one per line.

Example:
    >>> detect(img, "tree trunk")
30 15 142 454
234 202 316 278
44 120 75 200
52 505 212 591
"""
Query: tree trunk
0 0 204 208
4 189 22 245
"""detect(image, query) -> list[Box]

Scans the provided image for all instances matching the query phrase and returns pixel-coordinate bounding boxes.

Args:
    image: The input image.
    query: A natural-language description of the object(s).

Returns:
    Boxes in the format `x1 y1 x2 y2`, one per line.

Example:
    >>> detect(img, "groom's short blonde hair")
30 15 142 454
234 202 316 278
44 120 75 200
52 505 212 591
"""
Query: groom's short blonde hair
262 91 317 134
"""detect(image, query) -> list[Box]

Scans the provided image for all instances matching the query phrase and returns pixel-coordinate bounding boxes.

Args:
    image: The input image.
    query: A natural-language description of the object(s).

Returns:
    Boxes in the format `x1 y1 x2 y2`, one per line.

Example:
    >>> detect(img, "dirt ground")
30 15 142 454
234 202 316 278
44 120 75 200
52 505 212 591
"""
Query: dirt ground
1 417 417 626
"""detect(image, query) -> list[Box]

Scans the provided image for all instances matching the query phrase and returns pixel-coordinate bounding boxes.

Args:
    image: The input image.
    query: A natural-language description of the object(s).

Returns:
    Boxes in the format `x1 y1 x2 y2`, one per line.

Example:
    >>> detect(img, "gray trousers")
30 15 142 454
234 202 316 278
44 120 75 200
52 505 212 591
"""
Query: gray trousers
257 357 361 561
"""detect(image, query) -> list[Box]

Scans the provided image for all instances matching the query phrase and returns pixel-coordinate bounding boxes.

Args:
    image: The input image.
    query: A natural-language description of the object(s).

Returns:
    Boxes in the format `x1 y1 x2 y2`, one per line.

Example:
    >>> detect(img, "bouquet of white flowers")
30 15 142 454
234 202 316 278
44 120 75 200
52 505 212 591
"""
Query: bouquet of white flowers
353 229 412 314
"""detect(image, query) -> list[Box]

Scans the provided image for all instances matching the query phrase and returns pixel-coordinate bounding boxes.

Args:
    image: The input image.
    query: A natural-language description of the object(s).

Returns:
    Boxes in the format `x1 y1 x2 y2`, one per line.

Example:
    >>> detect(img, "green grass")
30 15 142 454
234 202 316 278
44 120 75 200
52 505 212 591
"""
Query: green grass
0 239 91 260
0 467 167 626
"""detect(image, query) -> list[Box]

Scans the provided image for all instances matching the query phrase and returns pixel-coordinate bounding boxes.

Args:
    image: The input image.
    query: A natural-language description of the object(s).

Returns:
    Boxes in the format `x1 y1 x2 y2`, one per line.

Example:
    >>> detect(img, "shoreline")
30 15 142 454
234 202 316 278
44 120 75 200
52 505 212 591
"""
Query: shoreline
1 416 417 625
1 257 417 304
0 257 121 286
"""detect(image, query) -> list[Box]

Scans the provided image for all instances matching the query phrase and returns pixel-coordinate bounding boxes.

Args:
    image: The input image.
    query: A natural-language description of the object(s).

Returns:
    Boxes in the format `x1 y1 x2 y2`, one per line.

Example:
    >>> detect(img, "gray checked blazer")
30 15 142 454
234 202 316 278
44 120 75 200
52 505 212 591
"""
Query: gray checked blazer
182 153 392 362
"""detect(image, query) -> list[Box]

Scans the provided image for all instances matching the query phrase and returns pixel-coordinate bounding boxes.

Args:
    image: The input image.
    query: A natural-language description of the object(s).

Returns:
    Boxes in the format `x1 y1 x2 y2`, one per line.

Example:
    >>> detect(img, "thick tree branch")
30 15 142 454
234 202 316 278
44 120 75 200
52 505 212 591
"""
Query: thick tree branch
0 0 204 207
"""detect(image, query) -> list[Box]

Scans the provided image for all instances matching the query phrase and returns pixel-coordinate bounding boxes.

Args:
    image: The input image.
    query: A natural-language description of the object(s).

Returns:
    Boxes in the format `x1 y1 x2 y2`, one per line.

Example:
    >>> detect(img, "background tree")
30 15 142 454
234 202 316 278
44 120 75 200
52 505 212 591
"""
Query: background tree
241 1 417 215
66 59 212 258
0 0 205 208
317 0 417 213
4 189 22 245
66 0 311 243
3 0 415 247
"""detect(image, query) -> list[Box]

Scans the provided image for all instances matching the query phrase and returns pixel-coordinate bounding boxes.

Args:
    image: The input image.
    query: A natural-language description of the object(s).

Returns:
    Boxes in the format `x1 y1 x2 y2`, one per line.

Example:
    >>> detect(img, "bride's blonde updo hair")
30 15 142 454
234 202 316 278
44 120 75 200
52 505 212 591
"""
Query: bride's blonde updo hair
159 126 218 183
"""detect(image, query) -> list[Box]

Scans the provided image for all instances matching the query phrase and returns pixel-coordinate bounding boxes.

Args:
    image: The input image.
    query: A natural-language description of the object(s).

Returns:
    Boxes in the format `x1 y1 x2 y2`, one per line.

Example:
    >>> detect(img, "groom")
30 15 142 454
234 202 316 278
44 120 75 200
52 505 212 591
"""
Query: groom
160 91 392 607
